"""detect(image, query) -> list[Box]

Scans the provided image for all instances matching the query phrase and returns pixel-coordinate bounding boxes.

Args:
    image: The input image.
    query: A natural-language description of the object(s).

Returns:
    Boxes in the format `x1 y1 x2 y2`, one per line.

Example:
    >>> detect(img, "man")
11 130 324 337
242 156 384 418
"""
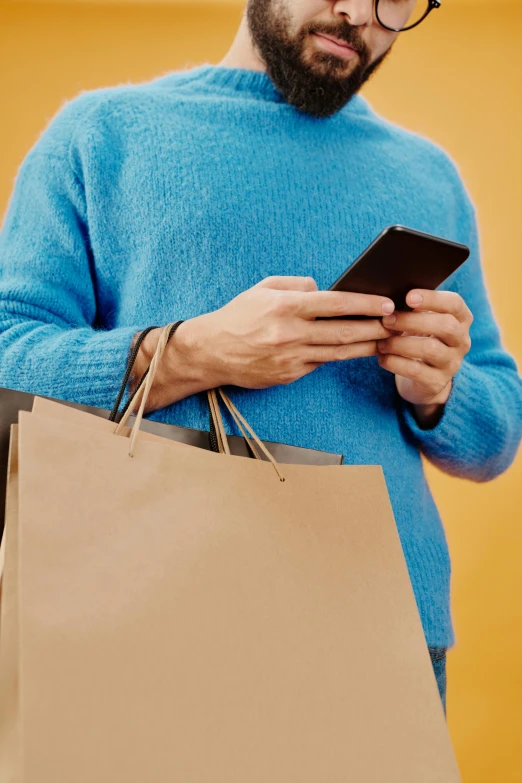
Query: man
0 0 521 714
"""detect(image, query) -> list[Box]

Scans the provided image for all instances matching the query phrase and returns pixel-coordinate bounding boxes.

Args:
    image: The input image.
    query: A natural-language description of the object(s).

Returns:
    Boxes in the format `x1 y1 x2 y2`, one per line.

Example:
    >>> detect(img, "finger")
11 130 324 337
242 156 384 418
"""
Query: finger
405 289 473 326
377 353 448 386
289 290 395 320
255 276 318 293
306 340 379 364
382 310 467 348
304 319 393 345
377 335 457 370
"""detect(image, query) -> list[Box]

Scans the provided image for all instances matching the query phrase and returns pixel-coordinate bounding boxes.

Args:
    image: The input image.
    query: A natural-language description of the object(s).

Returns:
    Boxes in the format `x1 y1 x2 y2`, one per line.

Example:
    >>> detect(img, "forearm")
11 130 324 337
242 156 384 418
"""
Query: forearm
0 318 139 409
0 315 215 414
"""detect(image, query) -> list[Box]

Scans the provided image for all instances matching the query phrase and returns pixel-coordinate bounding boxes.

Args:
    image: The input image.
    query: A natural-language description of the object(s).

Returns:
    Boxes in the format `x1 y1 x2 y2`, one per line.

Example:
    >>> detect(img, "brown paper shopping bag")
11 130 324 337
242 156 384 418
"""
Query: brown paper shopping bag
11 325 460 782
0 426 20 783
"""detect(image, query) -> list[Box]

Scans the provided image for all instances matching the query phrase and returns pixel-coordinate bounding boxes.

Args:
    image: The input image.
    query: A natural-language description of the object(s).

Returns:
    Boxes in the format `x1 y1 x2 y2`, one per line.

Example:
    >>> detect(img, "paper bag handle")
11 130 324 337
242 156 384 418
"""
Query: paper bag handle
112 322 231 455
109 325 161 424
114 323 285 482
111 322 225 455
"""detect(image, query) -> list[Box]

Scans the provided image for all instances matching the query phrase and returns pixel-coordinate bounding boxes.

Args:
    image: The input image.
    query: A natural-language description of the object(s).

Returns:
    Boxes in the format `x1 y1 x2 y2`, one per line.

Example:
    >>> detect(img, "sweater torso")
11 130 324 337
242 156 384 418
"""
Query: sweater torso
3 65 520 648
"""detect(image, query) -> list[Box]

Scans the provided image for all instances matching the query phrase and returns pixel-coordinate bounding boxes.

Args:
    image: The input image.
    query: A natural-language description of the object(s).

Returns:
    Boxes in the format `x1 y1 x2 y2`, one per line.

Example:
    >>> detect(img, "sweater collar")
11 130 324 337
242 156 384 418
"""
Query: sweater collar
174 64 371 116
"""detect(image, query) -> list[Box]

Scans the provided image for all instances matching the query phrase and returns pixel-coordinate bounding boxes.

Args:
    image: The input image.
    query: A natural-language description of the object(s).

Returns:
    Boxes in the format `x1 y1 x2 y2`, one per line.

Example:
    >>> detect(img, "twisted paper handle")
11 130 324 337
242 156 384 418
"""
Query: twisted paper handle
114 322 284 481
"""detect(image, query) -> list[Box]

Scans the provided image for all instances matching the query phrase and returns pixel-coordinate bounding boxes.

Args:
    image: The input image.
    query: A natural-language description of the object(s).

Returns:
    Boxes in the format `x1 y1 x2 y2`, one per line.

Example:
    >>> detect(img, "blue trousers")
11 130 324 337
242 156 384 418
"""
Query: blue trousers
429 647 447 715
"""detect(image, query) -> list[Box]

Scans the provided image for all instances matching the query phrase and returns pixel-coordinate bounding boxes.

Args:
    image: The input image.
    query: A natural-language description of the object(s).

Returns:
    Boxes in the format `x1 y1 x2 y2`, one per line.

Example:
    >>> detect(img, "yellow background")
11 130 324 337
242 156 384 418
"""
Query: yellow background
1 1 521 779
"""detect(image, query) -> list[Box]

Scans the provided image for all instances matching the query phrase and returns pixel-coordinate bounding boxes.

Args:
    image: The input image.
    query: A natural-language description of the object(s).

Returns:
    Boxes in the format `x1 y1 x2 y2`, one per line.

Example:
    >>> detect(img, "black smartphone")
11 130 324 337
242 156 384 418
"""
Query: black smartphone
324 225 470 319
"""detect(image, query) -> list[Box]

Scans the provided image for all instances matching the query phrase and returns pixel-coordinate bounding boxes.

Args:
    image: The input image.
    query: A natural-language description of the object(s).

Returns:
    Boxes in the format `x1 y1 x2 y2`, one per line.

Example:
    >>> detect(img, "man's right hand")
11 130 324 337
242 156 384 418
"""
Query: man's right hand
132 276 396 412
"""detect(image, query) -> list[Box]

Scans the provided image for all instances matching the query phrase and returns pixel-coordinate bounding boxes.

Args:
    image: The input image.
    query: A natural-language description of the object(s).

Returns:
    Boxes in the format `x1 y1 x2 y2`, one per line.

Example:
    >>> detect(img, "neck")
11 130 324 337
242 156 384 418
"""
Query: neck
218 15 267 73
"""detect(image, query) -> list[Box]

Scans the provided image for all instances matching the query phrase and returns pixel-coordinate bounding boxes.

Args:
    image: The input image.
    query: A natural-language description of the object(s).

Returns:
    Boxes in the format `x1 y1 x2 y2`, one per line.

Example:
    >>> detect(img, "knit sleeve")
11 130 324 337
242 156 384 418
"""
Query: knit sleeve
398 201 522 482
0 94 145 410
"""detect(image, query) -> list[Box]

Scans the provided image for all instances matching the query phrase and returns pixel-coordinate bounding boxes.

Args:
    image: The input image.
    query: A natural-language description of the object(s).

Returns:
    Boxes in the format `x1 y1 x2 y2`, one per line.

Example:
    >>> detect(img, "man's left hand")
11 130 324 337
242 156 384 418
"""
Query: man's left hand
377 289 473 407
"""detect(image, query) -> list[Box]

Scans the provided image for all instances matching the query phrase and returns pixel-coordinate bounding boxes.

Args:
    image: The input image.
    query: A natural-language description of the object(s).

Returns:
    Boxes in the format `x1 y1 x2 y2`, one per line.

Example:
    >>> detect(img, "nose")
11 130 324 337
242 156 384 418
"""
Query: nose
332 0 374 26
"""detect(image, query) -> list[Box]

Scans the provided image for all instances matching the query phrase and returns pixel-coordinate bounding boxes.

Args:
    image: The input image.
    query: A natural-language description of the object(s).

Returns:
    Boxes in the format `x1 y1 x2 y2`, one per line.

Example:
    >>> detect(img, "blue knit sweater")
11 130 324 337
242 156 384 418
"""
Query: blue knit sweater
1 64 521 648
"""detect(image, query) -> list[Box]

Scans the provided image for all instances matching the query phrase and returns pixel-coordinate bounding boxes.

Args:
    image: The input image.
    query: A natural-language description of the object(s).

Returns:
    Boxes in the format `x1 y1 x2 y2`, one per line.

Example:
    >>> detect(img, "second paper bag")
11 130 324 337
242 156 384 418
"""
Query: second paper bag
16 404 459 782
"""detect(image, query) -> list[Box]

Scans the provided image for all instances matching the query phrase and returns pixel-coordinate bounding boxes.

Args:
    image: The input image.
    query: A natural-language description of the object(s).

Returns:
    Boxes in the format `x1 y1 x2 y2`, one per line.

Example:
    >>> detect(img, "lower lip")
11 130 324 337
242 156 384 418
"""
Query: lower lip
313 33 358 60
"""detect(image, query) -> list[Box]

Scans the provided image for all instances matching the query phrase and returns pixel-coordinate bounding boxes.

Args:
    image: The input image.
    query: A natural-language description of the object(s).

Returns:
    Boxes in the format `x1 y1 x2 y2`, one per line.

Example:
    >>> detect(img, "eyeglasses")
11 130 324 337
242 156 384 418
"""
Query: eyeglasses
375 0 441 32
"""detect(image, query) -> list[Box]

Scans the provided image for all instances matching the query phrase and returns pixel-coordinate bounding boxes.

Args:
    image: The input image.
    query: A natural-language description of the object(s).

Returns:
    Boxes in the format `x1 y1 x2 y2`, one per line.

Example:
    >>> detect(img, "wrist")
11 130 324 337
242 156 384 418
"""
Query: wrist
130 319 219 413
411 380 452 429
426 379 453 407
411 402 444 430
172 316 223 389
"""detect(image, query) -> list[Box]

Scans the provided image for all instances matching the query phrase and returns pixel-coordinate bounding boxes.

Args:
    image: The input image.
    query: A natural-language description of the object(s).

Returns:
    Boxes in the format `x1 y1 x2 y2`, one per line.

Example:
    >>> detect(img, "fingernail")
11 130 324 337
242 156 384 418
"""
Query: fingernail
409 292 423 305
382 301 395 314
382 314 396 325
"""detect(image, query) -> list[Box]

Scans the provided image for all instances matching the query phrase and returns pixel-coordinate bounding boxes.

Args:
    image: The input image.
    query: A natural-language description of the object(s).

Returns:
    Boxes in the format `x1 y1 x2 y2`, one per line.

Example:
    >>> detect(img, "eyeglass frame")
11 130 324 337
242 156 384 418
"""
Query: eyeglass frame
375 0 441 32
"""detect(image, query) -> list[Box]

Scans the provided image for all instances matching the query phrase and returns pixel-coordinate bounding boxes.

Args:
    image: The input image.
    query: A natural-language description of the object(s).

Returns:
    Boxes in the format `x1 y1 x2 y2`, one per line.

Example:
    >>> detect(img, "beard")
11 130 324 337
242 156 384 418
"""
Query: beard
246 0 392 118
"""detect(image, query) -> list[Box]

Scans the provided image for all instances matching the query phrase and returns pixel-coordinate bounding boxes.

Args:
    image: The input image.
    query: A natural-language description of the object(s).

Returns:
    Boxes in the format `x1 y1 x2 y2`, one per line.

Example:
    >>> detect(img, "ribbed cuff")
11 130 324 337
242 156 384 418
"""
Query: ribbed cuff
11 325 141 412
399 359 492 471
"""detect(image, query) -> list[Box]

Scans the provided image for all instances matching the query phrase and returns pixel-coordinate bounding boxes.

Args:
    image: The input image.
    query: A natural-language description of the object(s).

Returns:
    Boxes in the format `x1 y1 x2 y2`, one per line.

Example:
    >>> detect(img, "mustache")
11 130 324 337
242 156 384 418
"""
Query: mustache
308 25 367 55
